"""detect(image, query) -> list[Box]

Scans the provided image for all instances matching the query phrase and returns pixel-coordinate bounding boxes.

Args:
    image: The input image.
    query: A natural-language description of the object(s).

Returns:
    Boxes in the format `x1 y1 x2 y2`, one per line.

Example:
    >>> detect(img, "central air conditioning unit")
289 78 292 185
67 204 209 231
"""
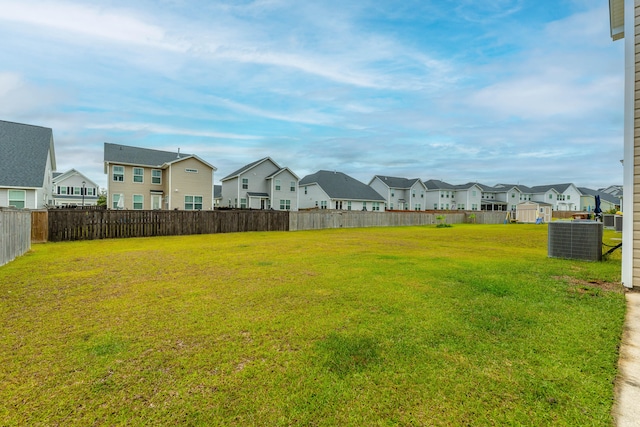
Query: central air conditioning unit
548 221 603 261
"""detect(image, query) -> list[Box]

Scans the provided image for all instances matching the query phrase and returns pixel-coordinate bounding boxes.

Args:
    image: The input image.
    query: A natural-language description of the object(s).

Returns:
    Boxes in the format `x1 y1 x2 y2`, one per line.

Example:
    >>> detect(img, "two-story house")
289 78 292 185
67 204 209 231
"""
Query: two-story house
299 170 386 211
452 183 484 211
0 120 56 209
527 184 580 211
104 143 216 210
52 169 99 207
424 179 458 210
368 175 427 211
220 157 299 210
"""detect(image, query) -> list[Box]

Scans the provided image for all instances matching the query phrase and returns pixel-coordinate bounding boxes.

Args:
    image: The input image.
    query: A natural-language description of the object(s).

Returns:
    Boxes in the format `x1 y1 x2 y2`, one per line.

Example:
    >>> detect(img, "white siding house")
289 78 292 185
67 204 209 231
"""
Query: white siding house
369 175 427 210
52 169 99 207
300 170 386 211
0 120 56 209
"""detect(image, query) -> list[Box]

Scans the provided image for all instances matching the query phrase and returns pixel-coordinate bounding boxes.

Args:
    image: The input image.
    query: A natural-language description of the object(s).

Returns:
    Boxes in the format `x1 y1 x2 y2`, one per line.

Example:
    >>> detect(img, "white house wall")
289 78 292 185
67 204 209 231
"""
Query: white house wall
270 169 299 211
299 183 329 209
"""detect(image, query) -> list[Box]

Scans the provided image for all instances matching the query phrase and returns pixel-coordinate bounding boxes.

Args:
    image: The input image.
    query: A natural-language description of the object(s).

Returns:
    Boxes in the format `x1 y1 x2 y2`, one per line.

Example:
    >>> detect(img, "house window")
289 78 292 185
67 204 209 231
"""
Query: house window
372 202 381 211
434 203 438 209
567 195 571 200
412 190 416 198
133 168 144 183
414 203 421 211
185 195 203 210
472 190 476 197
347 201 352 210
58 186 67 195
320 201 327 209
421 191 424 198
390 203 394 210
549 194 553 199
391 191 395 197
242 178 248 189
290 181 296 192
112 194 122 209
304 186 308 195
275 179 281 191
240 198 247 209
8 190 25 208
74 187 81 195
280 199 291 210
362 202 367 211
113 165 124 182
133 194 143 210
152 169 161 185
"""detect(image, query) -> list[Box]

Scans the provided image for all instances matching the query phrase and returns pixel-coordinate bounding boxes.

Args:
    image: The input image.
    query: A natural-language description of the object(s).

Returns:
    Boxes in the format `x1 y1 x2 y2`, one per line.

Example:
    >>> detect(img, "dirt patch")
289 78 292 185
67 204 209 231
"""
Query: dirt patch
555 276 625 295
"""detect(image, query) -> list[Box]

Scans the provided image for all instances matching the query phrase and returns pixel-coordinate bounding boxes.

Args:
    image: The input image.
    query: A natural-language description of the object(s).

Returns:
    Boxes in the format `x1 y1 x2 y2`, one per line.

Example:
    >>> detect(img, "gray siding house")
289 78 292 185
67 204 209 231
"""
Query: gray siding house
0 120 56 209
220 157 299 210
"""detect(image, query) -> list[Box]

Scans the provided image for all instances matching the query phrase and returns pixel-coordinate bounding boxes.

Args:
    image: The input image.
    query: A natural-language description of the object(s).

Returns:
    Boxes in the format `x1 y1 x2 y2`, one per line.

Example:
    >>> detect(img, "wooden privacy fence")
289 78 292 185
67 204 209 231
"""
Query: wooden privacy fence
1 209 31 266
47 209 290 242
38 209 513 242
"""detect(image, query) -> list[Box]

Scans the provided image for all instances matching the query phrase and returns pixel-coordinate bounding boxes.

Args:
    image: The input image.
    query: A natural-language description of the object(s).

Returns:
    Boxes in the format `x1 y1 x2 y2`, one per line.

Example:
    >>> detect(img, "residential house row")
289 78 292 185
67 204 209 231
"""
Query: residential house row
0 120 622 214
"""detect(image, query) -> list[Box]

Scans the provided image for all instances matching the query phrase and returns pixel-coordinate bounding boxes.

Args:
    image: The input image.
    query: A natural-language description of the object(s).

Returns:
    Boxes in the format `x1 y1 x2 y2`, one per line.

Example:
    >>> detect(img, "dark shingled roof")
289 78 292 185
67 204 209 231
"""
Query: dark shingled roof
578 187 620 204
424 179 456 190
372 175 422 189
300 170 385 201
104 142 191 167
0 120 55 187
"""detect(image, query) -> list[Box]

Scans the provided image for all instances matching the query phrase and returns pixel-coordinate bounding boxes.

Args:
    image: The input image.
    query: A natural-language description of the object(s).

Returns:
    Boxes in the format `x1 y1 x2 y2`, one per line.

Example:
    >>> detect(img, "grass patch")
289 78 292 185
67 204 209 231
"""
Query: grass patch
0 224 626 425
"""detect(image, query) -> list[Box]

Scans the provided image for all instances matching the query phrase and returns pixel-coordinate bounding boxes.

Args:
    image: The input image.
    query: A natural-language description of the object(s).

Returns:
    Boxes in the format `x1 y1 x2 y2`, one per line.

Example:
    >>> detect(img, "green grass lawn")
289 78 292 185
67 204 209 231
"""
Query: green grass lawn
0 224 626 426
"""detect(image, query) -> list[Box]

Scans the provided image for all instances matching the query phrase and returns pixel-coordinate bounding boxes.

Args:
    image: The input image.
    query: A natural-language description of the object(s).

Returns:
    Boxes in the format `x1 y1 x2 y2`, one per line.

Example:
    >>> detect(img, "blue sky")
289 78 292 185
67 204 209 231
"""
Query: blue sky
0 0 624 190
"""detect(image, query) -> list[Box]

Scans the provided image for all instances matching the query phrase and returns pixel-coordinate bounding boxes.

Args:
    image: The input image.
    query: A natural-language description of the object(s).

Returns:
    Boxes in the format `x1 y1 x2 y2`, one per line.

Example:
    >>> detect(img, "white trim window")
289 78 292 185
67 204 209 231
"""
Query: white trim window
113 165 124 182
112 194 121 209
8 190 26 208
242 178 249 189
279 199 291 210
185 195 203 210
290 181 296 192
133 168 144 183
133 194 143 210
275 179 281 191
152 169 162 185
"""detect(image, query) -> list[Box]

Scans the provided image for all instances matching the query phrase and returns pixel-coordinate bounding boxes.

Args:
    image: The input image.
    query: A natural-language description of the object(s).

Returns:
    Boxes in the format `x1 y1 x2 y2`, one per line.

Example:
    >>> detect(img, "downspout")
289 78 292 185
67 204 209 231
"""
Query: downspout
622 0 634 288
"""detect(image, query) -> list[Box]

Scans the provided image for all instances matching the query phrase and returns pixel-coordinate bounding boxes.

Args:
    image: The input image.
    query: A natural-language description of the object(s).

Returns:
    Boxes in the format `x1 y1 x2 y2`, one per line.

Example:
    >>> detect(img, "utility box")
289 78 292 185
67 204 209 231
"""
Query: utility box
603 214 615 228
548 221 603 261
615 215 623 233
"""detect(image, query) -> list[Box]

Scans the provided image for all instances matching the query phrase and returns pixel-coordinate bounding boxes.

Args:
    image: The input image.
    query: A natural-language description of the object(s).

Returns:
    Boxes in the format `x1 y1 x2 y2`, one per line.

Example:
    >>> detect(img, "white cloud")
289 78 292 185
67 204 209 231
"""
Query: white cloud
87 122 263 140
0 0 186 51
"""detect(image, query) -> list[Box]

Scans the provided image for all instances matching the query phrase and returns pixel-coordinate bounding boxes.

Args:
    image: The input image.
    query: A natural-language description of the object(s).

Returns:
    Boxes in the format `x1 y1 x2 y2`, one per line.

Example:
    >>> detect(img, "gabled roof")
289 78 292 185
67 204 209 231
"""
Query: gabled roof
300 170 385 201
578 187 620 205
424 179 456 190
104 143 189 167
452 182 483 191
0 120 56 188
529 183 572 194
221 157 280 181
52 168 99 188
494 183 533 193
265 166 300 181
370 175 423 189
104 143 215 171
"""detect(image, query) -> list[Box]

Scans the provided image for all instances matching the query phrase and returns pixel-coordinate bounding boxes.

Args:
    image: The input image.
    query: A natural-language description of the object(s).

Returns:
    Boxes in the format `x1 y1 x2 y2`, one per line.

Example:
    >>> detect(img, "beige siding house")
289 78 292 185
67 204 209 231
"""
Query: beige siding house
104 143 216 210
609 1 635 289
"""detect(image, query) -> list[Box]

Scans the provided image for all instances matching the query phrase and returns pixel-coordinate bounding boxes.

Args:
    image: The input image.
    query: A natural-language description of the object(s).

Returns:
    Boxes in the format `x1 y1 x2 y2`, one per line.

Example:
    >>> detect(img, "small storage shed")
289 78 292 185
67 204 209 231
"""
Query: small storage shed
516 201 552 223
